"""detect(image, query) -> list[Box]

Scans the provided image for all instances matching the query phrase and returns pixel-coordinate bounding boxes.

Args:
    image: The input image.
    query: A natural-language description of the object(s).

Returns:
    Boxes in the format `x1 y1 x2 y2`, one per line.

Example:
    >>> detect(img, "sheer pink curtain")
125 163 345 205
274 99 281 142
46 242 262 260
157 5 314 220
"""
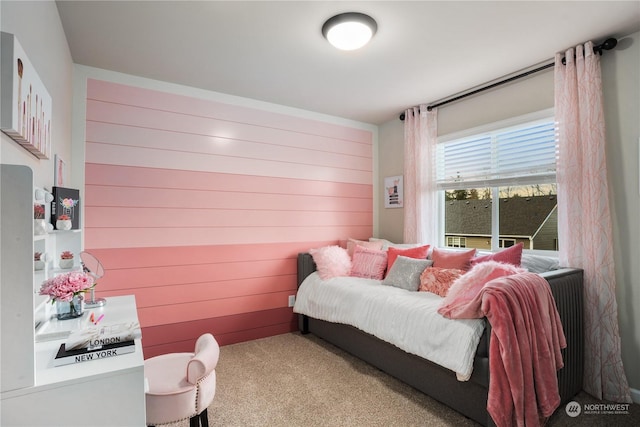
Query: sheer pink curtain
555 42 631 403
403 105 437 244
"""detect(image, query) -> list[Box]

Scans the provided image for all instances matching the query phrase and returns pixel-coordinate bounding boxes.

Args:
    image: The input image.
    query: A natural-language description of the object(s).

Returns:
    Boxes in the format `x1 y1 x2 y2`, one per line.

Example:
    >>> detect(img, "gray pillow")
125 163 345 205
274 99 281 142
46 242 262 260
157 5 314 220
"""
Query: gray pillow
382 256 433 291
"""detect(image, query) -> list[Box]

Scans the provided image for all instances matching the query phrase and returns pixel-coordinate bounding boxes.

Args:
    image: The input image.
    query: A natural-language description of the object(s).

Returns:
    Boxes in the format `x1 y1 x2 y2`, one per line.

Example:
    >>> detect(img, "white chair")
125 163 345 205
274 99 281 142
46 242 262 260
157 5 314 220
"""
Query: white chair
144 333 220 427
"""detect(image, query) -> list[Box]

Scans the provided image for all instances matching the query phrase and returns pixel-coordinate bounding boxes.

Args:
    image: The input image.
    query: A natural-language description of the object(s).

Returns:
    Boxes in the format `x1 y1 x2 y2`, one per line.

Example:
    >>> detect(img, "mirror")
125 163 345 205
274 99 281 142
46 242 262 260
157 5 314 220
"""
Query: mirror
80 251 106 307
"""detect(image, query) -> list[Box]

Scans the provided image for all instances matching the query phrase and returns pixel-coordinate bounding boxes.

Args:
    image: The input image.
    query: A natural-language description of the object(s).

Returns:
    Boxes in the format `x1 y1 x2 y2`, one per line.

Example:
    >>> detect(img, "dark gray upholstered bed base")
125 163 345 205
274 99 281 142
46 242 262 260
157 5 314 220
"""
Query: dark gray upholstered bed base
296 252 584 426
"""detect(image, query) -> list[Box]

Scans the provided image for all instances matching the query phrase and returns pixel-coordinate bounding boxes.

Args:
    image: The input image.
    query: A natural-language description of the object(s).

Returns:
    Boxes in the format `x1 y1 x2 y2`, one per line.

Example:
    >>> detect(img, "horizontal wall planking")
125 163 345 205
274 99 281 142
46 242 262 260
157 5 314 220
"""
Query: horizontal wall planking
85 113 372 161
141 307 295 348
85 141 372 184
135 290 294 327
94 259 296 290
85 225 372 249
84 207 373 229
84 242 334 269
84 185 372 212
85 163 373 198
87 79 373 144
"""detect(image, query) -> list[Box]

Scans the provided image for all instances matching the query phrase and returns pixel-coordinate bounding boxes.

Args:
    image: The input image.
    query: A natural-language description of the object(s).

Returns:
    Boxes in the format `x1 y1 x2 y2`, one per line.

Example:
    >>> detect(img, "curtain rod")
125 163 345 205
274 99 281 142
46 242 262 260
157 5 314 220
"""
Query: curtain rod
399 37 618 121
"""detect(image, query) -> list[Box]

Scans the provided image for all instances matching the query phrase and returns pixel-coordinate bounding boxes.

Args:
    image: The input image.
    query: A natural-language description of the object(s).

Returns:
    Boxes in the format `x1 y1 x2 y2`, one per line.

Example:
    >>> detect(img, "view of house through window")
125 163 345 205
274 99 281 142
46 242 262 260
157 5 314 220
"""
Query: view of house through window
444 185 558 251
437 111 559 252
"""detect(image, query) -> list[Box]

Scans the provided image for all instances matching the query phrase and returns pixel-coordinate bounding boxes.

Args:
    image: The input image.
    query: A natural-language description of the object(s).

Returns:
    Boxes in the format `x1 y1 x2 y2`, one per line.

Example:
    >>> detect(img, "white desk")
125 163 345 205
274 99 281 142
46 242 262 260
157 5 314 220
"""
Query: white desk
1 296 146 426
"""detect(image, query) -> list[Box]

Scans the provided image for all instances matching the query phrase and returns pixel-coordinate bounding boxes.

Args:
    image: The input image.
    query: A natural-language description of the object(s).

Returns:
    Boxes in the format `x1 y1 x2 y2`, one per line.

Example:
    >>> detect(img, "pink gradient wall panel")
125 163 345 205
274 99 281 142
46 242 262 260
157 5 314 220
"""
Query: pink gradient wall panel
84 79 373 356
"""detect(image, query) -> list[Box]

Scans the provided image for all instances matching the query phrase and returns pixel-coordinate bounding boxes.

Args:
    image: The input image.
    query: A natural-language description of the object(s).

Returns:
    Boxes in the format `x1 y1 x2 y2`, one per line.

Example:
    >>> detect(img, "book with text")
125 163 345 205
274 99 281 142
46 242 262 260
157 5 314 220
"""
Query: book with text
53 340 135 367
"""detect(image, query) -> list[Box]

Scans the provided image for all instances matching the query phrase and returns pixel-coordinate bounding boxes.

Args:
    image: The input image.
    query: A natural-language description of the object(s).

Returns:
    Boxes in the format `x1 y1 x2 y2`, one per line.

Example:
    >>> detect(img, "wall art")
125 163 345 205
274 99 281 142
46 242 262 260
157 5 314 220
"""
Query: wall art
0 32 52 159
384 175 403 208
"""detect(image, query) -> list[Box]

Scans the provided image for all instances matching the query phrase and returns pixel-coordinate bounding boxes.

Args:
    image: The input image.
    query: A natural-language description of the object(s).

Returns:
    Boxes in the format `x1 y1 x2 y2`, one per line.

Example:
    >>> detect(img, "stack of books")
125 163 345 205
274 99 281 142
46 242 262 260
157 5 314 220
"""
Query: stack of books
53 321 141 366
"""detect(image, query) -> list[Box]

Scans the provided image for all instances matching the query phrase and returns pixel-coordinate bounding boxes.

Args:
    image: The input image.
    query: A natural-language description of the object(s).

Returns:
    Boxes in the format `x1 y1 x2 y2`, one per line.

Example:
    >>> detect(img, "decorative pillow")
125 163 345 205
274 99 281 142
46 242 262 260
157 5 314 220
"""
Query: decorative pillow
382 256 433 291
309 246 352 280
368 238 423 251
419 267 465 297
386 244 430 274
431 247 477 271
350 245 387 280
346 238 383 258
438 260 526 318
471 243 523 267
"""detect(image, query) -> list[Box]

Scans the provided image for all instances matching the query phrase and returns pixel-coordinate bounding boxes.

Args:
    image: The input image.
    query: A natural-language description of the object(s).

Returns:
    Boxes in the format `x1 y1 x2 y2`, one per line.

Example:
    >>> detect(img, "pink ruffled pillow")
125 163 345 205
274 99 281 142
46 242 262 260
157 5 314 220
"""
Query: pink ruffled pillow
350 245 387 280
309 246 352 280
419 267 465 297
431 247 477 271
346 238 383 258
438 260 525 318
386 244 430 274
471 242 524 267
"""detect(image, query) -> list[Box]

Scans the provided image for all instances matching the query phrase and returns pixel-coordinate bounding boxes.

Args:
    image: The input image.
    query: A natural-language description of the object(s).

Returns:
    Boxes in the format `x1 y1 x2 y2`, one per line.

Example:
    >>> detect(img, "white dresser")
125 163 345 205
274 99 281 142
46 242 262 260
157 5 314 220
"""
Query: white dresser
1 296 146 426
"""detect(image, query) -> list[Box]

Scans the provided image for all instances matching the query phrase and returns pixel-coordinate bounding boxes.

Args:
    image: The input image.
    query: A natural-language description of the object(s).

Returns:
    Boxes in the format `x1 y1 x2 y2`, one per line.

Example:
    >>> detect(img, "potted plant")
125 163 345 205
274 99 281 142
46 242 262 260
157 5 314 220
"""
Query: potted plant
34 252 45 271
39 271 94 320
56 214 72 231
59 251 74 269
34 203 47 235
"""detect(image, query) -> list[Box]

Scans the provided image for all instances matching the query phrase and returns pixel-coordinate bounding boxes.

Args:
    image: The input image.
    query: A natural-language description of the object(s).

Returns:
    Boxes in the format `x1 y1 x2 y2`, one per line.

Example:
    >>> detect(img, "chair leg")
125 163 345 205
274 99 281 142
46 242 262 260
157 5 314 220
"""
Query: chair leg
189 414 199 427
200 409 209 427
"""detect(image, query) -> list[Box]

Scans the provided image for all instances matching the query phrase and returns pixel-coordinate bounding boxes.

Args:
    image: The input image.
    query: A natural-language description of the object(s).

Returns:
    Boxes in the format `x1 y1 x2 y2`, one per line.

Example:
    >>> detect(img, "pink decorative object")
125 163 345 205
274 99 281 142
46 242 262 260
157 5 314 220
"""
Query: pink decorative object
349 245 387 280
471 243 523 267
386 244 430 273
431 247 476 271
346 238 383 258
39 271 94 302
438 261 525 319
309 246 352 280
419 267 464 297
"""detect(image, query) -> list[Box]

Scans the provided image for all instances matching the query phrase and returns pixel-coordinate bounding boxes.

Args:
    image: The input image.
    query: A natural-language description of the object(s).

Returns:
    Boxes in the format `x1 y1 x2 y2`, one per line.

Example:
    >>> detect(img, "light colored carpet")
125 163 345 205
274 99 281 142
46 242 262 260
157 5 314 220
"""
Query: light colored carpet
160 332 640 427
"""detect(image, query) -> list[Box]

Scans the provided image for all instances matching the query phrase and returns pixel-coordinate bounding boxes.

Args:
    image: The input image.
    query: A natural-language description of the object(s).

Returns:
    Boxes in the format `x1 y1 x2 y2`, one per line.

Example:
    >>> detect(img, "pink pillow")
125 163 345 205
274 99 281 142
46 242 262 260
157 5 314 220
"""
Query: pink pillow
346 238 383 258
387 244 430 273
419 267 465 297
471 243 524 267
438 260 525 318
309 246 352 280
350 245 387 280
431 247 477 271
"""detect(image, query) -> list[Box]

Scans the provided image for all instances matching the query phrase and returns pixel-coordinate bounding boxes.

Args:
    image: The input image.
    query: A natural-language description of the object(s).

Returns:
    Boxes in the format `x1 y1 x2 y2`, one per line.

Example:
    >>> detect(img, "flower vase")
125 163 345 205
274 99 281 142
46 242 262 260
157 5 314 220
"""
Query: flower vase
56 294 84 320
59 258 74 269
34 219 47 235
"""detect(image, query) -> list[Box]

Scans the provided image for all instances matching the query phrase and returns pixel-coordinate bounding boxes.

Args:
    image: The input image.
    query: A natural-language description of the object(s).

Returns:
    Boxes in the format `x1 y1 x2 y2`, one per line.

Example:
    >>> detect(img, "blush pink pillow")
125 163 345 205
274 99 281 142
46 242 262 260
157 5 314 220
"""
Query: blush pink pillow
471 242 524 267
387 244 430 273
431 247 477 271
350 245 387 280
309 246 352 280
346 238 383 258
419 267 465 297
438 260 525 318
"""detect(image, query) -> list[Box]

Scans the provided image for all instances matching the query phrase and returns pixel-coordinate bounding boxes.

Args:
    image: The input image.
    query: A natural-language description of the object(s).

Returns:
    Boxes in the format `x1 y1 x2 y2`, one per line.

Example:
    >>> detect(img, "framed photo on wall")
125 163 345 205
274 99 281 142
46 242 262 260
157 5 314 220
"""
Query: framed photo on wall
384 175 403 208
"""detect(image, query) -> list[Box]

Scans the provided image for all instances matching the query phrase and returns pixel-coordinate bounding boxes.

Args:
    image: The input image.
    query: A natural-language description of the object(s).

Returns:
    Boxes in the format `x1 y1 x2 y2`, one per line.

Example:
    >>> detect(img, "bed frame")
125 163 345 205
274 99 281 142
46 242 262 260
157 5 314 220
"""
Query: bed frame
296 252 584 426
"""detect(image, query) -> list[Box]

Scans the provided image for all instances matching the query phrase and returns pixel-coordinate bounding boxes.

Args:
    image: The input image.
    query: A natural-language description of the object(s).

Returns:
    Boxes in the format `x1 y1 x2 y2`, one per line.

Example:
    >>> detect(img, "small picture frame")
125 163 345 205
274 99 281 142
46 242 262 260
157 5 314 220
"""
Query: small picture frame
384 175 403 208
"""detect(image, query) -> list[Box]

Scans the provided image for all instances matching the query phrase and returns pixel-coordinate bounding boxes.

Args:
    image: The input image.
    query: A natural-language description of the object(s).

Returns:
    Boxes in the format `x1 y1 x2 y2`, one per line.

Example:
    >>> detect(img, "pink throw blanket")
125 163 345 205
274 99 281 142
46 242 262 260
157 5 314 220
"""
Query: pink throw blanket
440 272 566 427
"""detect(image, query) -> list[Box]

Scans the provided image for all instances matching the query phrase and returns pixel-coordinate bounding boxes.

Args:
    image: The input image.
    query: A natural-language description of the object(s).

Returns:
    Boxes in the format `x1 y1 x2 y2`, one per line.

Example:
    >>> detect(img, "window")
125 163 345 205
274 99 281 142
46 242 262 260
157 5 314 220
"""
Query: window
437 111 558 252
445 236 467 248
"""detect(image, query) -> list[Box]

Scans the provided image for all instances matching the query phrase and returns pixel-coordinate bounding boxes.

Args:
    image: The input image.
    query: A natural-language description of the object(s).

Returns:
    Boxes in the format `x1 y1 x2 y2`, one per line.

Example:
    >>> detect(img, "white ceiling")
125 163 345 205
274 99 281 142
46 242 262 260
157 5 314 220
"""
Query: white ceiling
56 1 640 125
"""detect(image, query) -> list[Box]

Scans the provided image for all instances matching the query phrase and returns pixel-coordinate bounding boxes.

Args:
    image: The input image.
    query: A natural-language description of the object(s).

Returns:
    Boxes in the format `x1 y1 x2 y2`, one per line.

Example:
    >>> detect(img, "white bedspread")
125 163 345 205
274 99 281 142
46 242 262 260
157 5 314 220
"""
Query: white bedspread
293 272 485 380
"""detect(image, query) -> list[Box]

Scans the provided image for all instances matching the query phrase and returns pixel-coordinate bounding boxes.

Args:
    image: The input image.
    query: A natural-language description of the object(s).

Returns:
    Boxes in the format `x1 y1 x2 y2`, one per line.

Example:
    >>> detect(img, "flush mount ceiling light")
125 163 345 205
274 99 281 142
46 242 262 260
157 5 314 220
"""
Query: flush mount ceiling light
322 12 377 51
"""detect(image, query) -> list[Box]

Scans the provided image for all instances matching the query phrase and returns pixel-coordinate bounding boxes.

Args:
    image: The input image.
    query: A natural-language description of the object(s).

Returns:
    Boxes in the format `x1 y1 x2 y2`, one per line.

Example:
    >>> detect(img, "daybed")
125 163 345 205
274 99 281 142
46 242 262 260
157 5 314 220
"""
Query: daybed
294 250 584 426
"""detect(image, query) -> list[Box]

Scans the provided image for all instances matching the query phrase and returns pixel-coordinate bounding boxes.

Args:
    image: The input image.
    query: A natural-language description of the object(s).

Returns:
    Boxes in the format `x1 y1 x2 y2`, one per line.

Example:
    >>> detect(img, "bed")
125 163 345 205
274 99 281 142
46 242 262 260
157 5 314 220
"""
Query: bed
294 252 584 426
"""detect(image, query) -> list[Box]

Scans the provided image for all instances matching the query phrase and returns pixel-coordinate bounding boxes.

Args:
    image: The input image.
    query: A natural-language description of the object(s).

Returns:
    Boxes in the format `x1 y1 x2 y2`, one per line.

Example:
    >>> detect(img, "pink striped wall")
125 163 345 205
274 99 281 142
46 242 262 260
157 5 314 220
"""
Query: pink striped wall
84 79 373 358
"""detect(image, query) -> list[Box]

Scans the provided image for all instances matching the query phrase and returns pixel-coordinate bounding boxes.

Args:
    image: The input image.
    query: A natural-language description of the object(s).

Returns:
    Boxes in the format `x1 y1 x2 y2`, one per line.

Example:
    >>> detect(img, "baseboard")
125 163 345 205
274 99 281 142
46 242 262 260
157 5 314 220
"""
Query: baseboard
631 387 640 404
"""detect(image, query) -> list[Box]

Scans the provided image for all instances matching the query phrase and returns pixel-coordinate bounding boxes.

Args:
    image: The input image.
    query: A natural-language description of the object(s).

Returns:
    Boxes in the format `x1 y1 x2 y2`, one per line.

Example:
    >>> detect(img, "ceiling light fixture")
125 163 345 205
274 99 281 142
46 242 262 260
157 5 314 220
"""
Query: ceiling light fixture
322 12 377 51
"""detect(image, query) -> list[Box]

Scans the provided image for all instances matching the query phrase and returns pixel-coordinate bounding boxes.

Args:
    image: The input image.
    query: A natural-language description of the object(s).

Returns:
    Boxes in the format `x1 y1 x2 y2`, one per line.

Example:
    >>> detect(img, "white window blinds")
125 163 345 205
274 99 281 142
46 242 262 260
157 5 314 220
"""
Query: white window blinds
437 117 557 190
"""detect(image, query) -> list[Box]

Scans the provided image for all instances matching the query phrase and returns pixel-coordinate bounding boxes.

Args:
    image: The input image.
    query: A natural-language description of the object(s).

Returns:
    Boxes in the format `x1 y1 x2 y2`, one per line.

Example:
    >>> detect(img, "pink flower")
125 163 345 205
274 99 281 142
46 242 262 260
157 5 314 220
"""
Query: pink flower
39 271 94 302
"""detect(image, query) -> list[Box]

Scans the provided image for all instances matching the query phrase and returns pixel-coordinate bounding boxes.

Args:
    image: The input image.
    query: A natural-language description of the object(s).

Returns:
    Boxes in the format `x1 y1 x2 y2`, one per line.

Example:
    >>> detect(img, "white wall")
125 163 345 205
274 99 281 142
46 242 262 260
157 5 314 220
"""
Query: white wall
0 0 74 190
377 31 640 398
